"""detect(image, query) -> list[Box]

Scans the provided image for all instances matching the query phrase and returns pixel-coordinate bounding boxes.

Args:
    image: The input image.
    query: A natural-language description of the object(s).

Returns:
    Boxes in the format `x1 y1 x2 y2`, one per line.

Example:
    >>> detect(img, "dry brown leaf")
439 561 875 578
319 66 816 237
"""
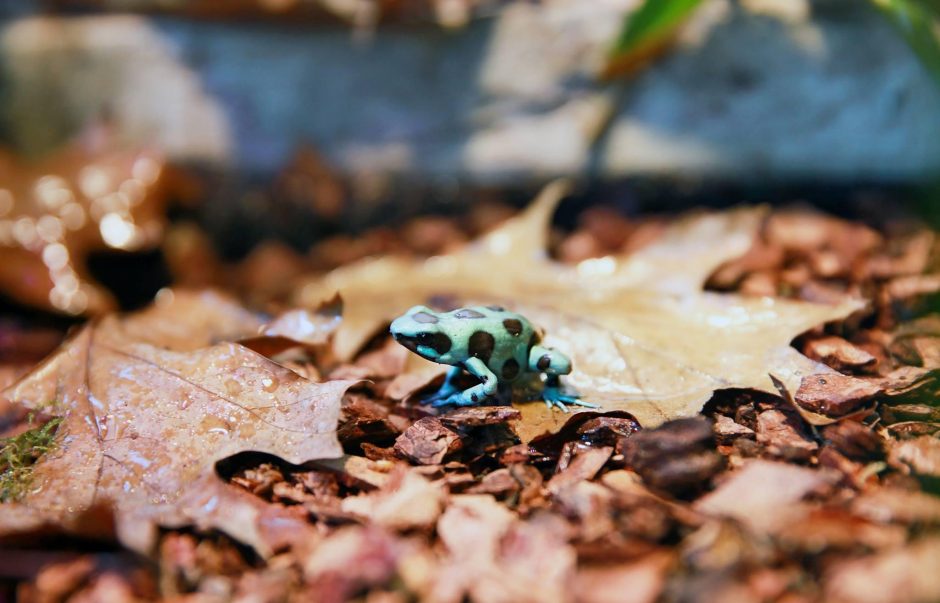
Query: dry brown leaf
0 292 355 554
297 182 861 442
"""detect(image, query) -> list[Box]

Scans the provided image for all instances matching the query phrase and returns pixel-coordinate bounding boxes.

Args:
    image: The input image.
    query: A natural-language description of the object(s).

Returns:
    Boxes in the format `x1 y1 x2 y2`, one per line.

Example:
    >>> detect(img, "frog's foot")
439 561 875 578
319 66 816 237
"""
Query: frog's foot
541 387 600 413
423 383 461 406
430 391 485 408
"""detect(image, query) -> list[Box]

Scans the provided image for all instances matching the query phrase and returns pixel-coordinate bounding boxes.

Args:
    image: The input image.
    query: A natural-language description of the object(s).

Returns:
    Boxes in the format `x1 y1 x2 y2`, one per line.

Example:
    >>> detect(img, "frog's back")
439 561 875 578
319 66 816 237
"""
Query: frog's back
447 305 536 381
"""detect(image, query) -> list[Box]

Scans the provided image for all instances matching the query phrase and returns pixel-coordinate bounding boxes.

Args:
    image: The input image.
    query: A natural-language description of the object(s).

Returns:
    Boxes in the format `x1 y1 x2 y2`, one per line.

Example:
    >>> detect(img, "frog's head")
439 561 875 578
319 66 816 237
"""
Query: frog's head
530 345 572 376
390 305 453 362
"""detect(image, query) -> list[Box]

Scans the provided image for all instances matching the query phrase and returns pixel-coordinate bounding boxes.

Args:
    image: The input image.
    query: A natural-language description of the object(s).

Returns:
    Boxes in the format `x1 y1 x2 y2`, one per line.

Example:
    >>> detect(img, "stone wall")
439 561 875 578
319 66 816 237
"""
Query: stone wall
1 0 938 190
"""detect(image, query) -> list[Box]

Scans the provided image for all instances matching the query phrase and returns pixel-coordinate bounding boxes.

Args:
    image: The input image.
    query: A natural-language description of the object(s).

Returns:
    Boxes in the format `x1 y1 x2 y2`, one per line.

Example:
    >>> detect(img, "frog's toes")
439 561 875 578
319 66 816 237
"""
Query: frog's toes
543 397 572 413
541 388 599 413
429 393 461 408
424 384 459 405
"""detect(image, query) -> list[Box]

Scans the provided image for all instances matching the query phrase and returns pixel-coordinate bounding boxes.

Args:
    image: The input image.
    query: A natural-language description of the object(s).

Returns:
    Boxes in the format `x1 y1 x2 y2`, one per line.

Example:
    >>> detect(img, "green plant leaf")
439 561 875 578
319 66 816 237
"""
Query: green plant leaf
873 0 940 85
605 0 705 77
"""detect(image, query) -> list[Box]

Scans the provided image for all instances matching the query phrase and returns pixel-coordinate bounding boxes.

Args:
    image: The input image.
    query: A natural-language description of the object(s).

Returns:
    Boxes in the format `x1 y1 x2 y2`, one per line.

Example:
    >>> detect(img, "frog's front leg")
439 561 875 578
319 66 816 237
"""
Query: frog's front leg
432 357 498 407
541 375 600 413
425 365 463 405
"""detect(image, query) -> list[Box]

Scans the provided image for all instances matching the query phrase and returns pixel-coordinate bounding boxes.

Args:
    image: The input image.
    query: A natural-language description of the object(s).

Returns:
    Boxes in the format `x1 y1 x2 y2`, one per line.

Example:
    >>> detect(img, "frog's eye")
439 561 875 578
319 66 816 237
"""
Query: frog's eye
412 311 439 324
416 332 452 354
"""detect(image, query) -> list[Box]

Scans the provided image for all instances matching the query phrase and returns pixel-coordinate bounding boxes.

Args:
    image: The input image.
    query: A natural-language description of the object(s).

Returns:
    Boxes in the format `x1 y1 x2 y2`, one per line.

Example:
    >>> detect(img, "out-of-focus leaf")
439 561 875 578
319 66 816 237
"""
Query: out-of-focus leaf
0 132 172 316
873 0 940 85
604 0 705 78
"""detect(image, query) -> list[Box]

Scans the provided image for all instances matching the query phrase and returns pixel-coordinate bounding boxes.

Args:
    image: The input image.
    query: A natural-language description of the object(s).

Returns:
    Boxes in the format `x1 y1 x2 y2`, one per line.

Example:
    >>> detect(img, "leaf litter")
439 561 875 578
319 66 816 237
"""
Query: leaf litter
2 184 940 602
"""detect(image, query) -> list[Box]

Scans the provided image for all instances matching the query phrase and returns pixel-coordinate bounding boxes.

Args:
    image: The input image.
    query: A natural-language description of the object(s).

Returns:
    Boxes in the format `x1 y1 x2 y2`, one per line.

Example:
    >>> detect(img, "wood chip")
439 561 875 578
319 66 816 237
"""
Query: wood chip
795 373 882 417
394 417 462 465
756 409 819 462
804 335 877 372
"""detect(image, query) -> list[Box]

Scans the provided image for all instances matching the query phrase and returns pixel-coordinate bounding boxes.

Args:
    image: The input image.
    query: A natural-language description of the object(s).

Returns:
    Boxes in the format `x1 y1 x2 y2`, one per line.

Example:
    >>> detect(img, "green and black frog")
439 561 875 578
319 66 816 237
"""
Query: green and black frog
389 304 597 412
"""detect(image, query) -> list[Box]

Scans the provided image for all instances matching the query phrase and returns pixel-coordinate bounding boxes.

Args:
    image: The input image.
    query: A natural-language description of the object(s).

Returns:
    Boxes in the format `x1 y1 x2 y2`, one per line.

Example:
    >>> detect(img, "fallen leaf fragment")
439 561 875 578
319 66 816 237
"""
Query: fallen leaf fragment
550 480 617 542
822 421 884 462
679 519 772 572
301 525 404 602
341 468 445 530
311 455 394 489
432 495 575 603
775 506 907 553
889 436 940 478
877 366 940 399
825 537 940 603
576 551 674 603
695 460 832 532
852 488 940 525
118 474 316 558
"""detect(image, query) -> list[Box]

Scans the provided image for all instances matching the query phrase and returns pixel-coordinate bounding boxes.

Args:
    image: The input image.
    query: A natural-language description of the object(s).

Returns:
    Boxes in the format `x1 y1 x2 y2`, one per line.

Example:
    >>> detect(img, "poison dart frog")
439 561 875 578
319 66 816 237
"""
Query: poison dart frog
390 305 598 412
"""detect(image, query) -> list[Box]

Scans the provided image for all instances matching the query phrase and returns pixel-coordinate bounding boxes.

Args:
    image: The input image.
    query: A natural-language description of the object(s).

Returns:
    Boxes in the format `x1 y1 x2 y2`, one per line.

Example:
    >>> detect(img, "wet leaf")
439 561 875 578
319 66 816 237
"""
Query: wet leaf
0 292 355 554
113 289 264 350
297 182 861 442
0 134 173 315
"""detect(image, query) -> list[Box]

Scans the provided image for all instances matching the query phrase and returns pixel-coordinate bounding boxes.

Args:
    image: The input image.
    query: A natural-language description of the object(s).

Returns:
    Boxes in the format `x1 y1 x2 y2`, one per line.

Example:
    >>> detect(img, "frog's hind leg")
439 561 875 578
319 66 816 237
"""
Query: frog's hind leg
432 357 498 407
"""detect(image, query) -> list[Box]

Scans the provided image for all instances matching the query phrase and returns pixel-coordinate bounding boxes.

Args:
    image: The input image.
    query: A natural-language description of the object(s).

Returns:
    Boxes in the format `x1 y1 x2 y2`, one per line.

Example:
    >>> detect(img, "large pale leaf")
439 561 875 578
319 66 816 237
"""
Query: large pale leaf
296 182 862 442
0 291 355 554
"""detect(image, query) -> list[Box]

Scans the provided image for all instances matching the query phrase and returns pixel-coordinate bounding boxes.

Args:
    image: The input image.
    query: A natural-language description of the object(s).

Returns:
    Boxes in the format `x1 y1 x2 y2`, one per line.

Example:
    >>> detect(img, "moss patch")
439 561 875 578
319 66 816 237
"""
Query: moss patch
0 415 63 502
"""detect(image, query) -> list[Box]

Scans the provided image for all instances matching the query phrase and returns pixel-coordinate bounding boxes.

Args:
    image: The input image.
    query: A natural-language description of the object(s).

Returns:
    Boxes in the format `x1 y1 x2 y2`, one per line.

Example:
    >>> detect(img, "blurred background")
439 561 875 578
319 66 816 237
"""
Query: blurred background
0 0 938 318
